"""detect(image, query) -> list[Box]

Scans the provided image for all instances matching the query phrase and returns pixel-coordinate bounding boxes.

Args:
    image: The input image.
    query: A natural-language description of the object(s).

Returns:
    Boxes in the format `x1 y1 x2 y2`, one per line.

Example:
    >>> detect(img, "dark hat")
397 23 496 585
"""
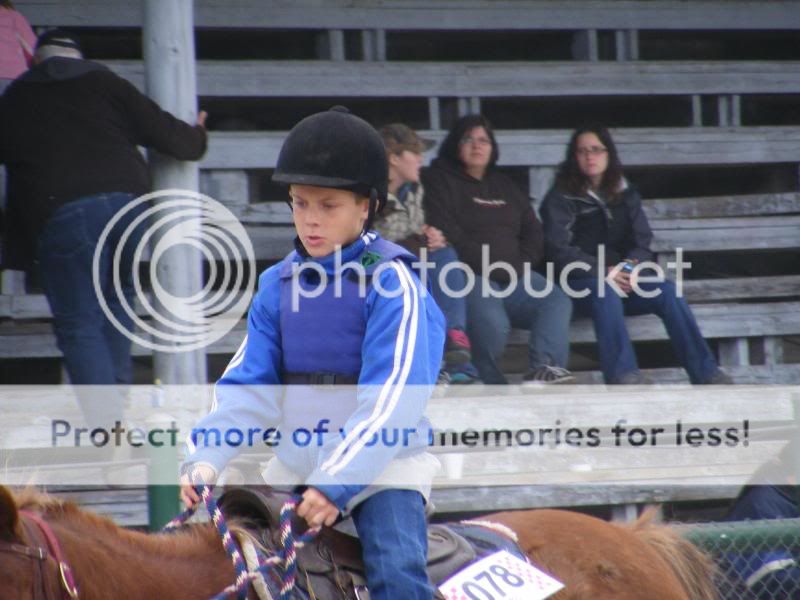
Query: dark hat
35 28 82 53
273 106 390 235
379 123 436 155
273 106 388 206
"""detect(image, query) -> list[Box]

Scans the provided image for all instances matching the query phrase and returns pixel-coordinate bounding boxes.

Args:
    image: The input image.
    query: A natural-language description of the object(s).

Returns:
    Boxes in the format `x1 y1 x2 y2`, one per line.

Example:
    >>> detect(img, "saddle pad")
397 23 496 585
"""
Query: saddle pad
445 521 528 563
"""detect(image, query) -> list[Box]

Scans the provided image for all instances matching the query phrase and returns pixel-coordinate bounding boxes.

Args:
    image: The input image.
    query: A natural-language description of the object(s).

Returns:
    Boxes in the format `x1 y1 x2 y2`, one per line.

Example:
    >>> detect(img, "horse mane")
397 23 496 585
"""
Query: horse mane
627 508 719 600
14 487 67 513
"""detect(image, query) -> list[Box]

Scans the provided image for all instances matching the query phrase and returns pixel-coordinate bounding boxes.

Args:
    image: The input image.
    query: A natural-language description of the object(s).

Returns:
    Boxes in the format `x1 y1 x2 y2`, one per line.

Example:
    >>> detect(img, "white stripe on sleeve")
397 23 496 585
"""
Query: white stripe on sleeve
321 260 420 476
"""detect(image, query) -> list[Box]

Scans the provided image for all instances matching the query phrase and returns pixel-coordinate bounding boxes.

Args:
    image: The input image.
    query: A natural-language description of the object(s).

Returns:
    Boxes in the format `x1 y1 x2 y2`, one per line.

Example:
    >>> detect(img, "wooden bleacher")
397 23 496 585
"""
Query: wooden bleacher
3 0 799 524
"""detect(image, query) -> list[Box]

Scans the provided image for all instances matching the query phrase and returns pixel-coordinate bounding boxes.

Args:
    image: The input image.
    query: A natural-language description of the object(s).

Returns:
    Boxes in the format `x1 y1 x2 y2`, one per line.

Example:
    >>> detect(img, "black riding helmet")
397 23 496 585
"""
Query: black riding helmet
273 106 389 231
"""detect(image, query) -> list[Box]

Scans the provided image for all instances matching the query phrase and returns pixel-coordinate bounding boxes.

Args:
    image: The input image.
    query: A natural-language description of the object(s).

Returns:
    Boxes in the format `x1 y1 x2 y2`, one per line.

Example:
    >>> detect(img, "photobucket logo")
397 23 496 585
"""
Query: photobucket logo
290 244 691 308
92 189 255 352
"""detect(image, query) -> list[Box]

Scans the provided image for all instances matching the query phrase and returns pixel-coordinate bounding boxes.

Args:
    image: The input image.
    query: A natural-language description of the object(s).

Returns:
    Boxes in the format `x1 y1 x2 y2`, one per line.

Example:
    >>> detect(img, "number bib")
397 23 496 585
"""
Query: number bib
438 550 564 600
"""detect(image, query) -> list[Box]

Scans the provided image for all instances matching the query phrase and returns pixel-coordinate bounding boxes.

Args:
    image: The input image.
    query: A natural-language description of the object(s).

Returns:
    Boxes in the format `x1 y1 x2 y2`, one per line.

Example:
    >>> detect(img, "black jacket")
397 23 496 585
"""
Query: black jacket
0 57 207 269
540 184 654 278
421 157 544 284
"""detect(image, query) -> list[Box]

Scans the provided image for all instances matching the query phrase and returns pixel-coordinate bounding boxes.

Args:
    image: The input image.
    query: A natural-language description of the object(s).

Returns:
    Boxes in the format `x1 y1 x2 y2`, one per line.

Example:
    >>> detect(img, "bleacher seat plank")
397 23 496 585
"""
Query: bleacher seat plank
506 301 800 345
107 60 800 98
236 193 800 226
678 276 800 303
572 364 800 385
651 216 800 252
203 127 800 171
20 1 800 31
431 483 743 513
44 487 149 527
2 301 796 359
643 192 800 219
651 215 800 231
3 276 796 321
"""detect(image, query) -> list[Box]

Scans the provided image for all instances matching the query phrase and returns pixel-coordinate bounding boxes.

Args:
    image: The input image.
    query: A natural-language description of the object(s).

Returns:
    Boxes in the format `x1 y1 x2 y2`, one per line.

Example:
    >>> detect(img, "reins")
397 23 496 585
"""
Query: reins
165 484 320 600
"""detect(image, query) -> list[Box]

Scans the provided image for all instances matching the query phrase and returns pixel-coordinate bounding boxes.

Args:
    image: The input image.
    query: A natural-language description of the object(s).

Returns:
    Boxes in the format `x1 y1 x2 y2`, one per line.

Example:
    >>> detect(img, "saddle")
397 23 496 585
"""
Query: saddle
218 487 477 599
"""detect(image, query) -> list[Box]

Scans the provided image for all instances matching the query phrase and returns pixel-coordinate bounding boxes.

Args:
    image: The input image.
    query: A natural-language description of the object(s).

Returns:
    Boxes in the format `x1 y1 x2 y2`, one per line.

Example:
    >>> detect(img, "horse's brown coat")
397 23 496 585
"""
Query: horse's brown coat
0 487 716 600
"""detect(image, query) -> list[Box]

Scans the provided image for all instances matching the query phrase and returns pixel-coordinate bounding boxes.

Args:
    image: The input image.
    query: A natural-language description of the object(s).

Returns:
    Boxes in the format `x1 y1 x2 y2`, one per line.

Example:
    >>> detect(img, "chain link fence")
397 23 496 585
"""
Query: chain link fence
678 517 800 599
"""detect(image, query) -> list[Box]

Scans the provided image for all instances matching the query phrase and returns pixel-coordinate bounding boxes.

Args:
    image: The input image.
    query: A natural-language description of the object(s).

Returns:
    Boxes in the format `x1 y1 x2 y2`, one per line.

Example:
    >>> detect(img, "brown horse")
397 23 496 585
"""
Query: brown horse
0 485 717 600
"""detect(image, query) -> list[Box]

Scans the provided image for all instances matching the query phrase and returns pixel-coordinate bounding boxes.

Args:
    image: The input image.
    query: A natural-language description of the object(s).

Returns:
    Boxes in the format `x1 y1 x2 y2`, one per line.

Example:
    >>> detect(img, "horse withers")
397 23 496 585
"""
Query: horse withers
0 485 718 599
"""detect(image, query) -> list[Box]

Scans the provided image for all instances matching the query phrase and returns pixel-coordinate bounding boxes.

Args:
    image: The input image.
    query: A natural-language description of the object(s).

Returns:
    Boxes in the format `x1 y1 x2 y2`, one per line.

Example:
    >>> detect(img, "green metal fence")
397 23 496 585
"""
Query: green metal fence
678 518 800 599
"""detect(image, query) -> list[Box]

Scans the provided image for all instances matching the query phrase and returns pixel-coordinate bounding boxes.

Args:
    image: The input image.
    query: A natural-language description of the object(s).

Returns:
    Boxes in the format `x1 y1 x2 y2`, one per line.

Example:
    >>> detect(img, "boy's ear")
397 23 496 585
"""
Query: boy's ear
355 194 370 223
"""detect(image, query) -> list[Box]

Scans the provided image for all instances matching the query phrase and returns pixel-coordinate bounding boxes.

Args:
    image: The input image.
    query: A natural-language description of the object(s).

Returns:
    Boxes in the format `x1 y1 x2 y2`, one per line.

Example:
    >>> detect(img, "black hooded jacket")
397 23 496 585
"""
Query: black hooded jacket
0 57 207 269
539 183 654 278
421 157 544 284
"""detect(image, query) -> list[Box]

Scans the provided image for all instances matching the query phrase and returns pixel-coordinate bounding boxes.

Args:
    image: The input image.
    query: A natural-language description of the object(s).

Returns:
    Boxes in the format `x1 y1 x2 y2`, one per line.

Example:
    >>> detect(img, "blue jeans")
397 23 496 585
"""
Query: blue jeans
427 245 467 331
37 193 145 387
568 277 719 383
351 489 433 599
465 272 572 384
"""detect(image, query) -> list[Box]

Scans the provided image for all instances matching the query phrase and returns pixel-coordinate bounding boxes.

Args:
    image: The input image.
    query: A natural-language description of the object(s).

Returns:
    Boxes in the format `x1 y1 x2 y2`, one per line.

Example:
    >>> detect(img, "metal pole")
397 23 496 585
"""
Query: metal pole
142 0 205 529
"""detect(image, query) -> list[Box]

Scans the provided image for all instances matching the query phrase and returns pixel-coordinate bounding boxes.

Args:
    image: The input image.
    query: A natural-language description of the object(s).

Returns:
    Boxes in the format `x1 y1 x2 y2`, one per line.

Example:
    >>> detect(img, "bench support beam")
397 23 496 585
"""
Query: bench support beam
200 169 249 208
615 29 639 61
718 338 750 367
428 97 441 130
763 337 785 366
529 167 556 207
572 29 599 61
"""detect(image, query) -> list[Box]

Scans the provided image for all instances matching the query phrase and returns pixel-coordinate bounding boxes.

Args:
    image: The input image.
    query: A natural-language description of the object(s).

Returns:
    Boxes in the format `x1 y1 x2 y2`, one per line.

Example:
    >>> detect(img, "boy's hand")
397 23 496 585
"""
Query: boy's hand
296 487 339 528
179 463 217 509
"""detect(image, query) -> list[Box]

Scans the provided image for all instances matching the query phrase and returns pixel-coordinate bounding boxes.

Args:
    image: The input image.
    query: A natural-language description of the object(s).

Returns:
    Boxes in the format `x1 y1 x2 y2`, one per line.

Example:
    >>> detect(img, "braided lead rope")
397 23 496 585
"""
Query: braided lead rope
276 498 322 598
210 497 320 600
164 482 320 600
235 532 274 600
164 493 200 530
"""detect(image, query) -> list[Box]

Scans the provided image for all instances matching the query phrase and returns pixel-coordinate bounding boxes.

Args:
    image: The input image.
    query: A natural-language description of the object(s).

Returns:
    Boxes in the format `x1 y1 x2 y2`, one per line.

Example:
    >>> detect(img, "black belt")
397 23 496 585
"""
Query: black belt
283 373 359 385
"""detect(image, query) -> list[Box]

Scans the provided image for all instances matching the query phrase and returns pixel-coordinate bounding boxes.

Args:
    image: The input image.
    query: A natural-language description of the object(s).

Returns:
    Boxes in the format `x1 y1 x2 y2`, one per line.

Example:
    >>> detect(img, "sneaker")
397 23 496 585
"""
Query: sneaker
704 369 733 385
445 328 472 366
448 362 482 385
432 369 451 398
613 371 654 385
522 365 574 386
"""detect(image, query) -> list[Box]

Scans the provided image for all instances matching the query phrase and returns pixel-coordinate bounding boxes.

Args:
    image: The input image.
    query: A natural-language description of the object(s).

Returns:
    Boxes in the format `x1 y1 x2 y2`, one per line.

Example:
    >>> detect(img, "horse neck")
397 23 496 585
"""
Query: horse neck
48 510 236 600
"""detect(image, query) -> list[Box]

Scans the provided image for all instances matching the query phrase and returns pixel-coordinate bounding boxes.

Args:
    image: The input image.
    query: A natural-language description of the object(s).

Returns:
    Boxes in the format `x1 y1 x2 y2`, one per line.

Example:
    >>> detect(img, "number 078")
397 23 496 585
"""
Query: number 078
461 564 526 599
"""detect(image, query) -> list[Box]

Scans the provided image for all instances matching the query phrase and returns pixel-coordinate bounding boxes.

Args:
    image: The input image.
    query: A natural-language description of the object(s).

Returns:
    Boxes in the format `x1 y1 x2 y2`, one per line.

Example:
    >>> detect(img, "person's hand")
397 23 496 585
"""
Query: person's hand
179 463 216 509
296 487 339 528
422 224 447 251
196 110 208 128
607 264 634 293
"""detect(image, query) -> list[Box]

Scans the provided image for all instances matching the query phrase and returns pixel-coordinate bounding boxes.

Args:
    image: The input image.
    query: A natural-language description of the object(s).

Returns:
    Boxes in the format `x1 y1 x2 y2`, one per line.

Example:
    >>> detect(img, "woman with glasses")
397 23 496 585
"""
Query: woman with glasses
540 124 731 385
422 114 574 385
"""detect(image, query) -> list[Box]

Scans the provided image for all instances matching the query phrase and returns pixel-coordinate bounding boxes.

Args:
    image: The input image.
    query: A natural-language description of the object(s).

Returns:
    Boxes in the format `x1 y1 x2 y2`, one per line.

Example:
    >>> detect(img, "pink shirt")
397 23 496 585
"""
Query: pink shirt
0 7 36 80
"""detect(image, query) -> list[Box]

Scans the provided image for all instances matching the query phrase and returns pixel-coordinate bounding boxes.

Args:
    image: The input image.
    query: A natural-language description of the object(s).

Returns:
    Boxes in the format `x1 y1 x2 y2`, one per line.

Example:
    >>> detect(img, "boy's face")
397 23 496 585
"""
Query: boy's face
290 184 369 257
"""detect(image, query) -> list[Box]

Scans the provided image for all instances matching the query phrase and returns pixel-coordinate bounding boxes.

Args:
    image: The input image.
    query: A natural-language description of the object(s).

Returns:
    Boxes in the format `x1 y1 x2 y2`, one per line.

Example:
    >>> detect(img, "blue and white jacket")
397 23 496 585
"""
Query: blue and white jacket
187 231 445 510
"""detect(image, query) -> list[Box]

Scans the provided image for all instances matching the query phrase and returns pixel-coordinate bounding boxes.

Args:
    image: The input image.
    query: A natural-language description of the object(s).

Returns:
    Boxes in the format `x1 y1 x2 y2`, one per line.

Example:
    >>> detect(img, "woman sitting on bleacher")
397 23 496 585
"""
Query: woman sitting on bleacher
540 124 732 385
423 114 574 386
